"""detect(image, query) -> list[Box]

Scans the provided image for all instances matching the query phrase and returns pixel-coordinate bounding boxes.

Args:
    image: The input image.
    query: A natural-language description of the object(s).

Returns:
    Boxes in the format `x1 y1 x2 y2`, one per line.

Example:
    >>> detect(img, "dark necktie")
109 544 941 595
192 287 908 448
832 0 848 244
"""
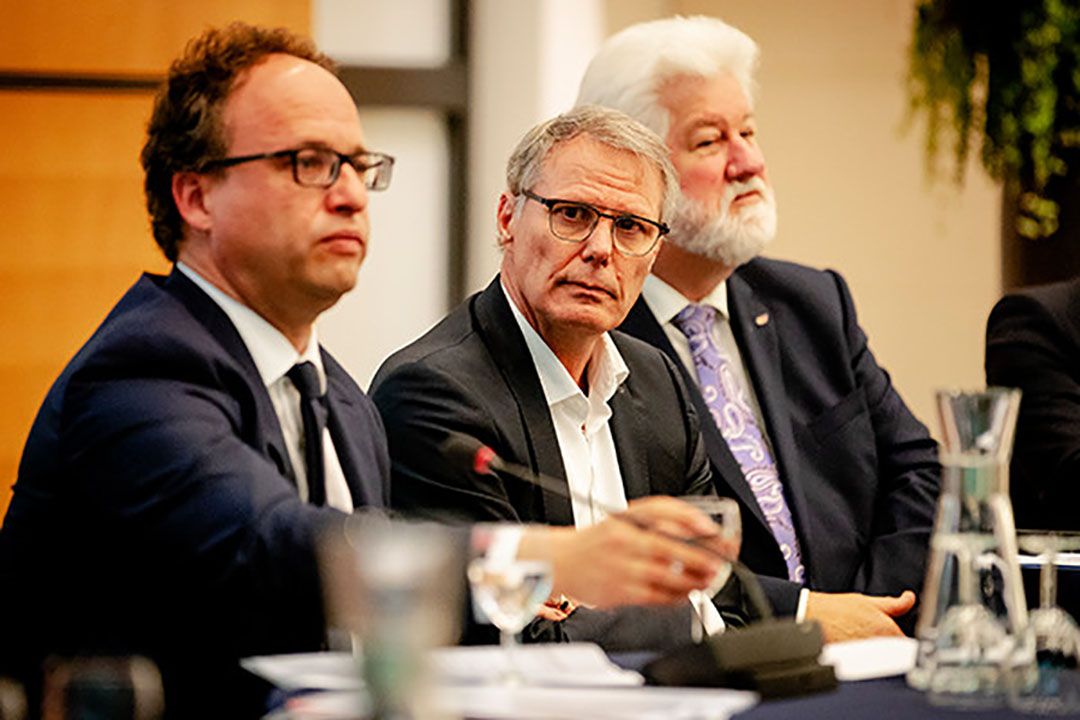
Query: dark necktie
286 361 328 506
672 303 805 584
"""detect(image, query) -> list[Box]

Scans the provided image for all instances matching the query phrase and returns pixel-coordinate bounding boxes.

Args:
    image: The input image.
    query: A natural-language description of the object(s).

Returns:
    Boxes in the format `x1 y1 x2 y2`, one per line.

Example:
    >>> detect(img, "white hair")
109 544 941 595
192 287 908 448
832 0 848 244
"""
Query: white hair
575 15 759 140
668 178 777 266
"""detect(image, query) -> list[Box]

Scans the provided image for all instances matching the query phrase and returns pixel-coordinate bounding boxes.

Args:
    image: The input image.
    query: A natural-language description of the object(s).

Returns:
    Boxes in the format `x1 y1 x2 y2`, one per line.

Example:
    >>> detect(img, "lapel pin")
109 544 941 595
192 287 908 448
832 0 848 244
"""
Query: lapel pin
754 312 770 327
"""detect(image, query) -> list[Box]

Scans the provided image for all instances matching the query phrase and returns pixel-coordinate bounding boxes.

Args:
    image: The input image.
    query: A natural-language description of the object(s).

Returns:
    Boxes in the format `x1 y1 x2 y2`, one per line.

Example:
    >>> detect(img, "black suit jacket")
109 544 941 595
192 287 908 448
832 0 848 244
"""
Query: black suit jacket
371 278 742 650
985 277 1080 530
0 269 389 718
619 258 940 621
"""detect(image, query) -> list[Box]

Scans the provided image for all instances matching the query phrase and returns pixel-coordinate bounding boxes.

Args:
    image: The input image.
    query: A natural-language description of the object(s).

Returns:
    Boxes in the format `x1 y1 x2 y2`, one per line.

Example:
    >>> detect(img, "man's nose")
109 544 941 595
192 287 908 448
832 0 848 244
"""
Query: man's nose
726 135 766 182
580 217 616 265
325 161 369 214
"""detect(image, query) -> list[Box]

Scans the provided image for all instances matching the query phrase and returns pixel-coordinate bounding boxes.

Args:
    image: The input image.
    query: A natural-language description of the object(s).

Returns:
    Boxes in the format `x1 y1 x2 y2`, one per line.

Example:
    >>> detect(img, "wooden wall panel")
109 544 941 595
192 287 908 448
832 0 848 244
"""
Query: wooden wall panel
0 0 310 74
0 91 166 517
0 1 310 519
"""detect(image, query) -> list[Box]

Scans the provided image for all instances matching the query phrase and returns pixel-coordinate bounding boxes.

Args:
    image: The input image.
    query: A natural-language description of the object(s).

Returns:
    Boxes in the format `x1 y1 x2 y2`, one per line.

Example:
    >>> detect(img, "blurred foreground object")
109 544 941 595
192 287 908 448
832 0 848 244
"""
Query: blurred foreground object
320 514 464 719
0 678 26 720
42 657 162 720
909 389 1033 707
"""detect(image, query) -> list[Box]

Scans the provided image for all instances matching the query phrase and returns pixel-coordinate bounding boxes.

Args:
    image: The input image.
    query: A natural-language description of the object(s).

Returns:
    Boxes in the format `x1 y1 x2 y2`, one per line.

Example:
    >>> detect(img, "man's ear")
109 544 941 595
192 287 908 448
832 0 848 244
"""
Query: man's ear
495 192 517 247
172 171 213 233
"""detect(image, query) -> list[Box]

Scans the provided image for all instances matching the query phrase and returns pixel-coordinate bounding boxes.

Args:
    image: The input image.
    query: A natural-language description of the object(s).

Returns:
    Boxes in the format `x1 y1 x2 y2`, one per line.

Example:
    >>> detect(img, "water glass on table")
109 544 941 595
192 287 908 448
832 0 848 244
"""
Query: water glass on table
1008 531 1080 714
467 548 553 686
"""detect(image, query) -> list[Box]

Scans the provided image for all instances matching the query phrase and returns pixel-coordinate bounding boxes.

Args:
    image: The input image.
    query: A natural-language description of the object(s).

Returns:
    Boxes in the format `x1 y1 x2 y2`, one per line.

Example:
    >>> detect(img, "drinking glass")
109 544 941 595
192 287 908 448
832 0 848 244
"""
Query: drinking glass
320 512 464 720
466 554 553 685
926 531 1016 707
911 388 1032 700
673 496 742 638
1009 531 1080 713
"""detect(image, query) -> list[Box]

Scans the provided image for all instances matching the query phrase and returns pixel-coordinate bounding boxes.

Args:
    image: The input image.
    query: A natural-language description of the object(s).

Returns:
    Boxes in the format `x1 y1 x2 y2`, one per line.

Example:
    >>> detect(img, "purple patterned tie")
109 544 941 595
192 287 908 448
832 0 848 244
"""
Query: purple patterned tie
673 304 805 584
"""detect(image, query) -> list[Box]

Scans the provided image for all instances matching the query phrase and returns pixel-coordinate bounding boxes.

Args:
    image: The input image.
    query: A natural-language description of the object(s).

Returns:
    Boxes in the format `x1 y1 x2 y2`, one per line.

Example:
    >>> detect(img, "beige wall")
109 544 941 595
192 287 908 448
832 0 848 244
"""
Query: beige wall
605 0 1001 431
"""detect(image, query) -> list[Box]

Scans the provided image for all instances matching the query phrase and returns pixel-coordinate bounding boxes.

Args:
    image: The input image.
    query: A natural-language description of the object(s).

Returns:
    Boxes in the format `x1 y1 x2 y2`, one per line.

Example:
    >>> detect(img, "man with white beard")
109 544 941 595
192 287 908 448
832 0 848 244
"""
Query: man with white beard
577 16 940 641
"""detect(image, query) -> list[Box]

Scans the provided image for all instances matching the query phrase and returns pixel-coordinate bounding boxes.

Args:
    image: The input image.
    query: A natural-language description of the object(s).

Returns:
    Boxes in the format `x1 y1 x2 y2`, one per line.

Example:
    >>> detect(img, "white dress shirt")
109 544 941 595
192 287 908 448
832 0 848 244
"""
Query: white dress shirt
641 274 810 620
177 262 354 512
503 282 725 636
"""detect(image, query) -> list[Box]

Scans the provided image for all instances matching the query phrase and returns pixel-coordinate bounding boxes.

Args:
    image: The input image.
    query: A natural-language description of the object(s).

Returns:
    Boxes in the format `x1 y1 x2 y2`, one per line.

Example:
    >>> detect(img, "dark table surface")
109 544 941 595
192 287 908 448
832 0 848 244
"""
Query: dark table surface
731 676 1080 720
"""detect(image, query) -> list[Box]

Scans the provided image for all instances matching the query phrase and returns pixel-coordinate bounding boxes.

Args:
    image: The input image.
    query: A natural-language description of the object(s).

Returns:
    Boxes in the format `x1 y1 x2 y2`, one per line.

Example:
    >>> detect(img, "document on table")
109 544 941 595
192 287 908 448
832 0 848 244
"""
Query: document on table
249 644 759 720
243 643 642 691
1019 552 1080 568
819 636 918 681
280 685 759 720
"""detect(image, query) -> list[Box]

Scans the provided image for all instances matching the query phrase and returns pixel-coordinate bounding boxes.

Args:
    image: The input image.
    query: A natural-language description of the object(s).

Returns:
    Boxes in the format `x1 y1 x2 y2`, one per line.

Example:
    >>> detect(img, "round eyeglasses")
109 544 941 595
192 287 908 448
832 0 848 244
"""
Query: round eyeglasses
200 147 395 190
521 189 668 257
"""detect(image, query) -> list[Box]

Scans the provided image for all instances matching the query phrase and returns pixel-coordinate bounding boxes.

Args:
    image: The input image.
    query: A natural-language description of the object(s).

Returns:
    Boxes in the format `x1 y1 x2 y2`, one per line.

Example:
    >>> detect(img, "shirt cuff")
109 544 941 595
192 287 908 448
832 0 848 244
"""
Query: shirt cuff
472 523 524 566
795 587 810 623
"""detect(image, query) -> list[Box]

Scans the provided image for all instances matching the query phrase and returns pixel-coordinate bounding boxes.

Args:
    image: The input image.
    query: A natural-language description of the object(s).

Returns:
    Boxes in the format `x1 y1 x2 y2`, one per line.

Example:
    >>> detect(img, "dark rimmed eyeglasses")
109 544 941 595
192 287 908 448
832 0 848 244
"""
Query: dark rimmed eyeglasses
521 189 669 257
200 147 395 190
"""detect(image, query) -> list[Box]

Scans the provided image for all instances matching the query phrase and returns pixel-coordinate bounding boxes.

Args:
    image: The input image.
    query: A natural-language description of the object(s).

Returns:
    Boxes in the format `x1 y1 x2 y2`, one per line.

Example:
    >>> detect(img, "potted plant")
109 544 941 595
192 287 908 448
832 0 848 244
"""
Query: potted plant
908 0 1080 273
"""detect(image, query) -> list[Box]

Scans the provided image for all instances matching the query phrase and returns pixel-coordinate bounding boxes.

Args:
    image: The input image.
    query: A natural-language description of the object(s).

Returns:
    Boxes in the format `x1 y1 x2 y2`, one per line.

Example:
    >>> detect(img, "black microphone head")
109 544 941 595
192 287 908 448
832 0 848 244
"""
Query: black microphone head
438 433 500 475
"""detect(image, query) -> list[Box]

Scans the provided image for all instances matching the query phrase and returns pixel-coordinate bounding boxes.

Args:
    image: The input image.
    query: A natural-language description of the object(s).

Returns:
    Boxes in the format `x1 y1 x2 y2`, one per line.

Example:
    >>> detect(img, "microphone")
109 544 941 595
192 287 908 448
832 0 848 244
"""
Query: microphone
439 433 748 566
441 432 833 698
440 434 595 511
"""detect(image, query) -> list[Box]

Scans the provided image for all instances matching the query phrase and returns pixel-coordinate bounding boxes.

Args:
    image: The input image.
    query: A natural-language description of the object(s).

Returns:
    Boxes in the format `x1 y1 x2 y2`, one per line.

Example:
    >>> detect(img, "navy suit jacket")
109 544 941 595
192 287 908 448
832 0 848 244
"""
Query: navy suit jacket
370 278 753 650
985 277 1080 530
0 269 389 717
619 258 940 621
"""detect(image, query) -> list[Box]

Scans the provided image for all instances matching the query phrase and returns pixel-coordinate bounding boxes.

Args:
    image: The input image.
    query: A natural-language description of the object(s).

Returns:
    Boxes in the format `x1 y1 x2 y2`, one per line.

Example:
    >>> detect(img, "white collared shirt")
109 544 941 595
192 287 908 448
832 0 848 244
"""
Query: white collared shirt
502 283 630 528
502 282 725 636
177 262 353 512
642 274 810 619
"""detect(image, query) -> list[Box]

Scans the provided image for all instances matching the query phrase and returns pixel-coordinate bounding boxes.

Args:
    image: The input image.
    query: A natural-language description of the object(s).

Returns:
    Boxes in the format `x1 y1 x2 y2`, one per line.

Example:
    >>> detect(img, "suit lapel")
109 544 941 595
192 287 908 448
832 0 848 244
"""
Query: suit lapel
727 272 814 571
473 278 575 525
607 344 649 501
323 361 385 508
621 299 769 530
163 268 296 485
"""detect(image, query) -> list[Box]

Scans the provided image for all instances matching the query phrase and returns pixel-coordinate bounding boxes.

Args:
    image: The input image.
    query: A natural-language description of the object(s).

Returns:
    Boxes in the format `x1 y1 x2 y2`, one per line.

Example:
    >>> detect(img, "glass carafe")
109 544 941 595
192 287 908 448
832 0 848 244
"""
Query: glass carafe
907 388 1034 706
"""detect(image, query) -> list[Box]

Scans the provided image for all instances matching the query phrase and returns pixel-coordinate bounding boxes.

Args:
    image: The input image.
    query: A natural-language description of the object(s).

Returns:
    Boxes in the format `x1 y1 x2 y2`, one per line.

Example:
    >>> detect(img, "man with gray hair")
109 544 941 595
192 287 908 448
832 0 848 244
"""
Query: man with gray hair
372 105 752 648
577 16 940 640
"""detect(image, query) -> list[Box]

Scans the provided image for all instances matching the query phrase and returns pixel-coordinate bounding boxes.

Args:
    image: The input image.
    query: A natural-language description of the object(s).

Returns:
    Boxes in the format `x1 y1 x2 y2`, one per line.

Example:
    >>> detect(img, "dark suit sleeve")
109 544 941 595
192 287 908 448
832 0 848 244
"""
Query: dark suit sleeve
828 271 940 601
372 360 526 523
58 363 346 656
986 291 1080 529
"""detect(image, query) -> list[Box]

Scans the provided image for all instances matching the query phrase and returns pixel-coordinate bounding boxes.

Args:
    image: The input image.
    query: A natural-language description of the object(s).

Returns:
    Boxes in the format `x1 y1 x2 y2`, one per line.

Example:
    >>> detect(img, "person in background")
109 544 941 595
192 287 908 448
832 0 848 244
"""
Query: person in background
986 277 1080 531
373 105 753 651
576 15 941 640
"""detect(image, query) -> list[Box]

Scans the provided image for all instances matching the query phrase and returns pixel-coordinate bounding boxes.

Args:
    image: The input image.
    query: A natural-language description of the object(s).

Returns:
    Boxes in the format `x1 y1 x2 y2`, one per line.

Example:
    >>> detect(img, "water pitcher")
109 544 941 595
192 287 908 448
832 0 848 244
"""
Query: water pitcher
907 388 1033 705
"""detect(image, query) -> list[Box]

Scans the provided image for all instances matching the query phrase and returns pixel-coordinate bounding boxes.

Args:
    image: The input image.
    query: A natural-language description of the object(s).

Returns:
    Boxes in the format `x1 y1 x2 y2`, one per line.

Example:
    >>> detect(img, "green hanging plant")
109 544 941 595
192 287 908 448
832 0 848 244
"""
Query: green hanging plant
908 0 1080 238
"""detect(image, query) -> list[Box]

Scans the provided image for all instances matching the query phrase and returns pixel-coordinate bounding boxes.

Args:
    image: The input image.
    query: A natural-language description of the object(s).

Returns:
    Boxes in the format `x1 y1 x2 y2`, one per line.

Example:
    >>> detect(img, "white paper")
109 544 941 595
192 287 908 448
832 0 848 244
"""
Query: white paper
819 636 918 681
244 643 642 692
241 652 360 692
279 685 758 720
430 643 644 686
1019 552 1080 569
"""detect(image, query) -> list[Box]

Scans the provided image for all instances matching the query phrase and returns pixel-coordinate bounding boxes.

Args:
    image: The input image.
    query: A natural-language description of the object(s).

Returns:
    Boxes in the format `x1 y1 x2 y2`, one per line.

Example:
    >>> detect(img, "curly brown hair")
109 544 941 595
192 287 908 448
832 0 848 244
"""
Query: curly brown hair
140 23 338 261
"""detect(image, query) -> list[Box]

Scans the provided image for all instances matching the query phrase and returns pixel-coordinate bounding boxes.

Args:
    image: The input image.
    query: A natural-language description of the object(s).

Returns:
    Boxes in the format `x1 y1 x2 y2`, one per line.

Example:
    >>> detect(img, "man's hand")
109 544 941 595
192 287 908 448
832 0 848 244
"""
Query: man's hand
519 496 729 609
805 590 916 643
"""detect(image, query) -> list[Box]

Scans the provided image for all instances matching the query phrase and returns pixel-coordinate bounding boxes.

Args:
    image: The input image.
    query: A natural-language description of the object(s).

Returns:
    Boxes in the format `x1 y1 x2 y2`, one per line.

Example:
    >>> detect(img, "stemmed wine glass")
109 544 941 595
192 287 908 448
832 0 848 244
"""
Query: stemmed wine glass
1009 531 1080 713
467 552 554 685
